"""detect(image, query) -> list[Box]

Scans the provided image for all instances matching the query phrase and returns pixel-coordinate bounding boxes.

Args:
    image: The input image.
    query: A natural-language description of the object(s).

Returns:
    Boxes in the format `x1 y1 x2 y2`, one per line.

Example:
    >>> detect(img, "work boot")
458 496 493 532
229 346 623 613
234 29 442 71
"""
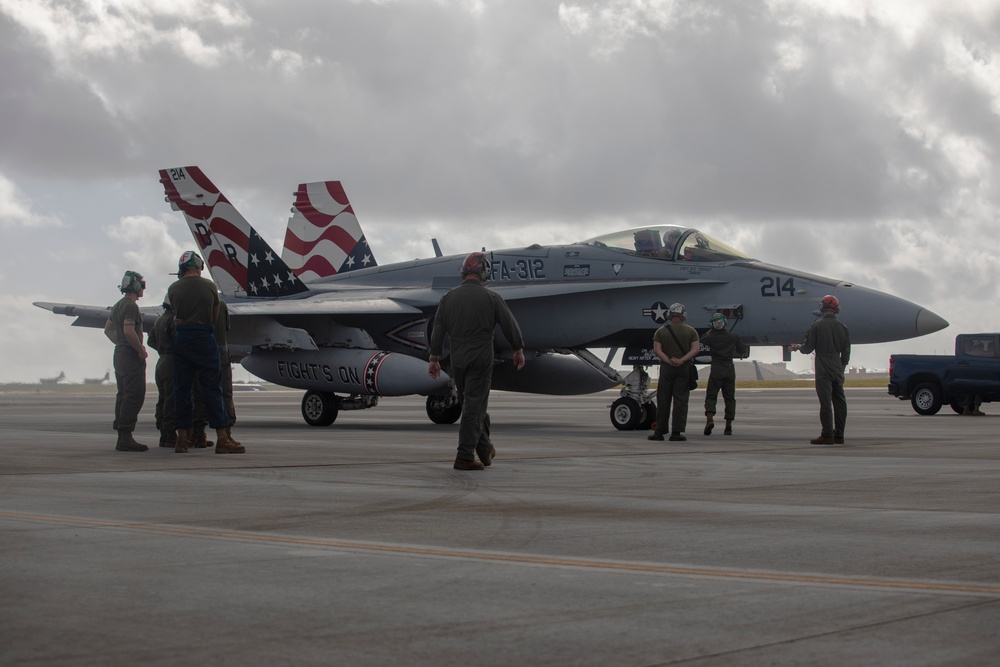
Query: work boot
962 407 974 416
192 427 212 449
479 445 496 467
453 457 484 471
974 409 986 416
668 432 686 441
175 428 191 453
158 431 176 448
115 430 148 452
215 429 246 454
222 427 243 448
647 433 665 441
810 436 835 445
704 414 715 436
724 420 733 435
834 436 845 444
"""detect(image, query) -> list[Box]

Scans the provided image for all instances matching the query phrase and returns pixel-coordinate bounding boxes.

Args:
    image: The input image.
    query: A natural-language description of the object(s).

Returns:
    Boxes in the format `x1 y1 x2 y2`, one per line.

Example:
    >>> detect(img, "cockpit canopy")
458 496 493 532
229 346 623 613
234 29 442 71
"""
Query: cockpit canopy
577 225 751 263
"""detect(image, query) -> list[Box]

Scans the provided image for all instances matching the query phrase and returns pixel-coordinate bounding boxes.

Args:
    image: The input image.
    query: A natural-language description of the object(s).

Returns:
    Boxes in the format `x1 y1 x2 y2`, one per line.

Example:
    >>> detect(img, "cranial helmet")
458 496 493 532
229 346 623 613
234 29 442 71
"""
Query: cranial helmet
178 250 205 274
119 270 145 294
710 312 727 330
460 252 491 280
820 294 840 313
668 302 687 319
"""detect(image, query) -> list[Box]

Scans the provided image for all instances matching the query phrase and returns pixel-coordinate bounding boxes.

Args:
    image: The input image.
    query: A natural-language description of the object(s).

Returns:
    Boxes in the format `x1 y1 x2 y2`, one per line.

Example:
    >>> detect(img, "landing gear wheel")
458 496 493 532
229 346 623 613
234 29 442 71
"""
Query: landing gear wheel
302 391 339 426
610 397 642 431
639 402 657 430
426 397 462 424
910 382 942 416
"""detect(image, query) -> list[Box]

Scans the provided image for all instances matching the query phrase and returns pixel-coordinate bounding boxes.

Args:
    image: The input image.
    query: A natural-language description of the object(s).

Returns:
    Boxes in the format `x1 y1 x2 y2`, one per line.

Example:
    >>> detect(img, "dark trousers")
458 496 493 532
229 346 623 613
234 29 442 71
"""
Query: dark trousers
173 325 228 430
654 363 692 435
113 346 145 432
220 348 236 426
155 353 207 434
704 363 737 421
451 345 494 462
815 373 847 438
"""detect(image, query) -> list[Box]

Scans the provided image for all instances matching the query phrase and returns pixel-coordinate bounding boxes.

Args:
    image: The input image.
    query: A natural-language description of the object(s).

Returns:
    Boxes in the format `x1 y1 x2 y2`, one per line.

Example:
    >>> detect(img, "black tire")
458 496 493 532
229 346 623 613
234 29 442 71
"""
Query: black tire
910 382 942 416
302 391 339 426
426 396 462 424
639 402 657 430
610 397 642 431
950 399 966 415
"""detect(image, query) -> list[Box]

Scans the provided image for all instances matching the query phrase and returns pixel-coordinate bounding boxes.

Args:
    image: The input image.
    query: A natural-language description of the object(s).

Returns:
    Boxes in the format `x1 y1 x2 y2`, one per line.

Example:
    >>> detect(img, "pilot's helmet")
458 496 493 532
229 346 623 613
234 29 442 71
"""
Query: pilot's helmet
460 252 491 281
710 313 726 330
177 250 205 275
668 302 687 320
119 271 145 294
820 295 840 313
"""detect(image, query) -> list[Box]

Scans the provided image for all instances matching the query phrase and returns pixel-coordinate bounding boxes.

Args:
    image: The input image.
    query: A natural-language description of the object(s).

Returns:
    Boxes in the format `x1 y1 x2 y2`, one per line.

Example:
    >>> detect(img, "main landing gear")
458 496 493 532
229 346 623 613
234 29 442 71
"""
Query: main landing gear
301 391 378 426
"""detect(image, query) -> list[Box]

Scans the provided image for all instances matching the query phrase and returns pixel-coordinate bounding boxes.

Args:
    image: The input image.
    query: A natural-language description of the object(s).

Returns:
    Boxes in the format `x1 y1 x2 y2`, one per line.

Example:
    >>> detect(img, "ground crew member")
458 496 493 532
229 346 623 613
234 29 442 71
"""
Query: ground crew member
428 252 525 470
791 294 851 444
648 303 700 442
701 313 746 436
148 301 176 449
104 270 148 452
148 302 212 449
215 300 237 427
167 251 244 454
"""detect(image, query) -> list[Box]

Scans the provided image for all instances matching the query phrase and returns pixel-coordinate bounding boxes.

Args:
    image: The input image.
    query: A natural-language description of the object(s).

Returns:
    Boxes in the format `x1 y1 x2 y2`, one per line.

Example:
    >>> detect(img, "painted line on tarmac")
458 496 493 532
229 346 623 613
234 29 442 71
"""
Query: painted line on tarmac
5 510 999 597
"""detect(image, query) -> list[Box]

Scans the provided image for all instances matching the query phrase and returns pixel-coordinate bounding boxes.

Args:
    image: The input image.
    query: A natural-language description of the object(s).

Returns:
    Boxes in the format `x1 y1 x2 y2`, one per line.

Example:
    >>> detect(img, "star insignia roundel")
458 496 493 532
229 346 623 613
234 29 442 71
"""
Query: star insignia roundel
643 301 671 324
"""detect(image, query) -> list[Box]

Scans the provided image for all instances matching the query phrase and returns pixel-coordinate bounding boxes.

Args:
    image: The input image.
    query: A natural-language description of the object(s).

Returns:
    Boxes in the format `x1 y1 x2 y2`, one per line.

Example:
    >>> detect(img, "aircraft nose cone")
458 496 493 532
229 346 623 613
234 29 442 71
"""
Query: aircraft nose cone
916 309 949 336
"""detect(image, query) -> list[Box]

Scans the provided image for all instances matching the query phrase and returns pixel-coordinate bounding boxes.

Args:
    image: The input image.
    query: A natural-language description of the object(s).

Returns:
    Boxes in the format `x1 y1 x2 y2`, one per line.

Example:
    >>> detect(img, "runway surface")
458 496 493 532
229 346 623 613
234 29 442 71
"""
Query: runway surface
2 387 998 666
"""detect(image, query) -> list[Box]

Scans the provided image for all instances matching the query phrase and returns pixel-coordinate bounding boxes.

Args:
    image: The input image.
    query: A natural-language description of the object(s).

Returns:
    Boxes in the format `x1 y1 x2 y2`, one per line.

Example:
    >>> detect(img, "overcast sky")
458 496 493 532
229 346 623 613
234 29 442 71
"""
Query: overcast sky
2 0 998 383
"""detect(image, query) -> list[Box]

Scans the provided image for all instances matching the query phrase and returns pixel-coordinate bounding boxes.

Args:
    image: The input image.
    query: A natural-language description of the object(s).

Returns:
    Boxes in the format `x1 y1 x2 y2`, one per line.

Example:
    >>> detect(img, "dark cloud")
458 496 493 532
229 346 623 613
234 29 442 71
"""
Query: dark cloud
1 0 999 380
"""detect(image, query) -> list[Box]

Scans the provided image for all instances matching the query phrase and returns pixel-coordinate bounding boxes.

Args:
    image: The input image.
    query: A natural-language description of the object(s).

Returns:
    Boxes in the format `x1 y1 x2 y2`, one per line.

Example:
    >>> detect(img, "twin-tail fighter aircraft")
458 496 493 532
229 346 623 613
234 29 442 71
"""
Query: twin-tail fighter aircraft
35 166 949 431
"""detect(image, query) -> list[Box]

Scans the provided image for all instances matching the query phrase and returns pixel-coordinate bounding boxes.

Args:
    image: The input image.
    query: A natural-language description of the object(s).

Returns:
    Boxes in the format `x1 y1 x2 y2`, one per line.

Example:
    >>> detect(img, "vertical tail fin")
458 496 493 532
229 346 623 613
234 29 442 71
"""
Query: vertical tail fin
159 167 308 298
282 181 377 282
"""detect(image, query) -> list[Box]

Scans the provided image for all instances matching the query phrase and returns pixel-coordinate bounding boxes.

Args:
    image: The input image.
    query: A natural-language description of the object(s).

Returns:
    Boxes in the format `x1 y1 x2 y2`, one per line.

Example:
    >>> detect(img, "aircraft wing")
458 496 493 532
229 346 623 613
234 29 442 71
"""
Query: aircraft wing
34 302 162 330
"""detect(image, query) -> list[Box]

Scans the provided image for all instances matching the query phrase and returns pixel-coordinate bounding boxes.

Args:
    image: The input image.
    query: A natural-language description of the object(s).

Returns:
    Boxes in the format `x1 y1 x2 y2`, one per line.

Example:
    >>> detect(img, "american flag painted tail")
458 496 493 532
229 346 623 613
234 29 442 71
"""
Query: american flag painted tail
282 181 377 282
159 166 308 298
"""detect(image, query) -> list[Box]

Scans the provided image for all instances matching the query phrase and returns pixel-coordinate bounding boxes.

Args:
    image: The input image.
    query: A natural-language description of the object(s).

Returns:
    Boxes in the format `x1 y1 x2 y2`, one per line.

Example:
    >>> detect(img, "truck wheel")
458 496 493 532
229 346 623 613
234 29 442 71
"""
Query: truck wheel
910 382 942 416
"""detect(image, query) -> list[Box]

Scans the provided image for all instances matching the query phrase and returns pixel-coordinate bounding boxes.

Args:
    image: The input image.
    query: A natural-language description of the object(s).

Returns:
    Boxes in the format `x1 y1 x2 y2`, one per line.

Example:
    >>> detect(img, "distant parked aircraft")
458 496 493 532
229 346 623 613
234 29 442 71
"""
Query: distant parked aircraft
39 371 66 385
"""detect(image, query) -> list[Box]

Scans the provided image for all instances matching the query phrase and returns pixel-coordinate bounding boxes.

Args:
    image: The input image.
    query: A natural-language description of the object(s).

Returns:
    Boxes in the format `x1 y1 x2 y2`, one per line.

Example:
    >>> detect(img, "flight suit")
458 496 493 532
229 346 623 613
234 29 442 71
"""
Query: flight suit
701 328 745 422
651 322 699 436
799 314 851 438
429 281 524 464
109 295 146 434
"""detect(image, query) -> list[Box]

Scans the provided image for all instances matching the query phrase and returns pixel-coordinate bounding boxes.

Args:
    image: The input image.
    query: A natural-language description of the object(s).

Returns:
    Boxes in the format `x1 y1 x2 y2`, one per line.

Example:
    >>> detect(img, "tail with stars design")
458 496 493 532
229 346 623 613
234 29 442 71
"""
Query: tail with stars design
159 166 309 298
282 180 377 282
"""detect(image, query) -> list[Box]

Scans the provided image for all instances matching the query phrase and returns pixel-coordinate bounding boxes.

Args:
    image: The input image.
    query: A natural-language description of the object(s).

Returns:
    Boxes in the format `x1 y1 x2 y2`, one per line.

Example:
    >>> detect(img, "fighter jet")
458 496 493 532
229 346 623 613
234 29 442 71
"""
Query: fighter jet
35 166 949 431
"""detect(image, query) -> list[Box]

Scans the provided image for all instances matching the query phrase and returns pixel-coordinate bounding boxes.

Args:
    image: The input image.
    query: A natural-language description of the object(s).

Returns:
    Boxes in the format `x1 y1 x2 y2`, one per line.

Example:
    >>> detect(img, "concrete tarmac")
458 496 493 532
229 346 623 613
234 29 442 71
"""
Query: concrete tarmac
1 387 998 666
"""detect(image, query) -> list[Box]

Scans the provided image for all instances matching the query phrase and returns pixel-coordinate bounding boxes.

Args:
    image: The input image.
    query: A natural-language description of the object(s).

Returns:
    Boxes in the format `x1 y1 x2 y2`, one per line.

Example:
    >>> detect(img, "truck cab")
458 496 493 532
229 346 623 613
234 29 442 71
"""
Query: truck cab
888 333 1000 415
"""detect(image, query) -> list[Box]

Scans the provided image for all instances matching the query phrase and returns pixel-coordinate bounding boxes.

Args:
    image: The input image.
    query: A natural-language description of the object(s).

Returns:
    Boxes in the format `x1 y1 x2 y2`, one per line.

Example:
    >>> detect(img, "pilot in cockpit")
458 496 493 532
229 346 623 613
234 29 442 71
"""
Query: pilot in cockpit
662 230 681 259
